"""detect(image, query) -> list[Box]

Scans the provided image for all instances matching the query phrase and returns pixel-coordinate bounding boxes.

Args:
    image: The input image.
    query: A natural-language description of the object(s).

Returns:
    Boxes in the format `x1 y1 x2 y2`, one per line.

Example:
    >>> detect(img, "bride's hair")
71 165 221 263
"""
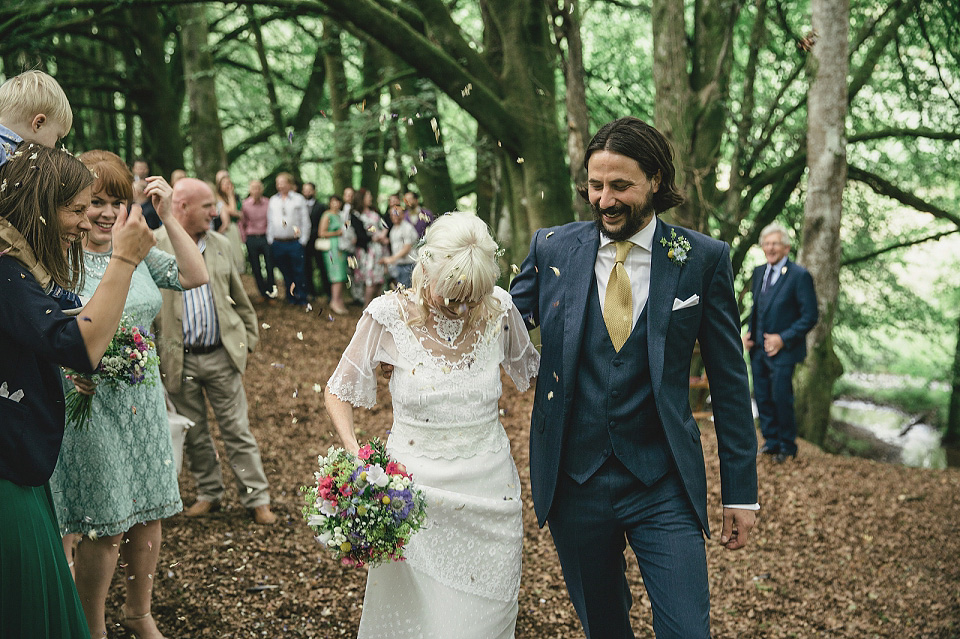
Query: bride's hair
409 212 502 327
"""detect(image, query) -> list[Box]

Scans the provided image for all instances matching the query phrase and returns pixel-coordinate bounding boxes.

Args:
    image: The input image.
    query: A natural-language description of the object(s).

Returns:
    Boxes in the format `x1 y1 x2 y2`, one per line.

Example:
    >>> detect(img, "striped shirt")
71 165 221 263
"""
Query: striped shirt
181 238 220 348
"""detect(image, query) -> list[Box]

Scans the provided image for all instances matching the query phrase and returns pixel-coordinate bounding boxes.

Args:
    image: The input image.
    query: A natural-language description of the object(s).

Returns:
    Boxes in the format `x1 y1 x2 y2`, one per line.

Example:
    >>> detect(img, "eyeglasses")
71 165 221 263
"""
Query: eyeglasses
761 241 784 248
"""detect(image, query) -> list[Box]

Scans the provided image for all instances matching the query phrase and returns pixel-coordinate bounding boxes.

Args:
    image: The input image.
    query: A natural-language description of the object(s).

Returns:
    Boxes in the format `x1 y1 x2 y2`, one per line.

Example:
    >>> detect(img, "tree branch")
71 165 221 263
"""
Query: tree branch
842 229 960 267
848 164 960 227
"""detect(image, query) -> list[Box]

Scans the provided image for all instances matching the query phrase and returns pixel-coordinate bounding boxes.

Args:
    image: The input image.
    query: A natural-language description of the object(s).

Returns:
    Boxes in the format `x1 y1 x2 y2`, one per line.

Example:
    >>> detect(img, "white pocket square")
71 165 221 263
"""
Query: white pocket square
672 294 700 311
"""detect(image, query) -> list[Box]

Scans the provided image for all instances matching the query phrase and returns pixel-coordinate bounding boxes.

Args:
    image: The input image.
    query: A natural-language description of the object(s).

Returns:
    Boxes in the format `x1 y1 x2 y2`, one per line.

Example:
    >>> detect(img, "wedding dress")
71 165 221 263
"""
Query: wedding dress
327 286 540 639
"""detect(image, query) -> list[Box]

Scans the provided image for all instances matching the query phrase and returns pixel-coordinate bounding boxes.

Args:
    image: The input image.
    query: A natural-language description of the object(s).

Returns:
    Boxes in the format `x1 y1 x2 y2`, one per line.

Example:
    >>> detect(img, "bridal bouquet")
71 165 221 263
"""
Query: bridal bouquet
301 438 427 568
64 317 158 430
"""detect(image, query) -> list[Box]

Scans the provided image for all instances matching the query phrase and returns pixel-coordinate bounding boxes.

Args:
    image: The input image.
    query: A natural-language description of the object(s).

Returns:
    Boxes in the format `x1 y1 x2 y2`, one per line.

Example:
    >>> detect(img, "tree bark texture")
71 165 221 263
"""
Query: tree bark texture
323 19 353 195
178 4 227 182
796 0 850 447
126 8 185 177
945 308 960 447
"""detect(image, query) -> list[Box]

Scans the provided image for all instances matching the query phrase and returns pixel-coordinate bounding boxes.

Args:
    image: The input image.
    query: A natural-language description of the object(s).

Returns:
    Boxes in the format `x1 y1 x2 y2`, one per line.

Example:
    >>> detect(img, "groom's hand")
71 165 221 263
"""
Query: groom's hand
720 508 756 550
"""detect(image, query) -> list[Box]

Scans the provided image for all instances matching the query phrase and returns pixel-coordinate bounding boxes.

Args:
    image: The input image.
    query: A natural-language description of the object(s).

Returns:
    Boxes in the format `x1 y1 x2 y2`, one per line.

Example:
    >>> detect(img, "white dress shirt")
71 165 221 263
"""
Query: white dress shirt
594 217 657 330
266 192 310 246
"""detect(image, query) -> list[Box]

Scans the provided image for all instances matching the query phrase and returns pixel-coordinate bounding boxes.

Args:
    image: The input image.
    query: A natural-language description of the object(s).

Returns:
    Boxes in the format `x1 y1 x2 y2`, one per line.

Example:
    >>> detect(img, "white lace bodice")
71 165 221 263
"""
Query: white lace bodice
327 287 539 459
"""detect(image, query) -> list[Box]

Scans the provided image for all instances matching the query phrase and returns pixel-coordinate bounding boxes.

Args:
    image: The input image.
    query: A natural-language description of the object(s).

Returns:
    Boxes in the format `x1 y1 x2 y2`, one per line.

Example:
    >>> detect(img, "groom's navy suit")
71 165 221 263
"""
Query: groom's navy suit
511 218 758 638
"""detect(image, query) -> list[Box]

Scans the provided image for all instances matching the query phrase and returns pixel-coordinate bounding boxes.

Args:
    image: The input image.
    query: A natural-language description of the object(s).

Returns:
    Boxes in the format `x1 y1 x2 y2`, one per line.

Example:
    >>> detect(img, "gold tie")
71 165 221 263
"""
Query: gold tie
604 241 634 352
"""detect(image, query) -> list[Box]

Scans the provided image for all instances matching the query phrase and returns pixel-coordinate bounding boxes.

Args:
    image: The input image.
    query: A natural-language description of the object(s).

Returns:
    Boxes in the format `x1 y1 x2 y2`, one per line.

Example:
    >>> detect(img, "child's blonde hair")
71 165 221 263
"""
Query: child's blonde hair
0 70 73 132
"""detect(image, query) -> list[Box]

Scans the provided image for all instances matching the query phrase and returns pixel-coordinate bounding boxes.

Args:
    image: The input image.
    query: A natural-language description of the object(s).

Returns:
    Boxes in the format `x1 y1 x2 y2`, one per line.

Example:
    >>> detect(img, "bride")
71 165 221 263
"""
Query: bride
324 212 540 638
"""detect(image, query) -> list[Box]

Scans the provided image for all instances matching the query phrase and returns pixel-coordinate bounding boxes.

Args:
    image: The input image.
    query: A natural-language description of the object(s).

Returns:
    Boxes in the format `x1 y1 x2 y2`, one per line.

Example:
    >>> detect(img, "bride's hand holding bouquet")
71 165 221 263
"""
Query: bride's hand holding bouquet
301 438 426 568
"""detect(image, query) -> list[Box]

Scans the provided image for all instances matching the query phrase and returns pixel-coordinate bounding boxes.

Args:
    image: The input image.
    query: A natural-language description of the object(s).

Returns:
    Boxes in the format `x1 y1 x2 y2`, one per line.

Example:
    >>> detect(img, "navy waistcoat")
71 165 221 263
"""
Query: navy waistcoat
561 278 672 485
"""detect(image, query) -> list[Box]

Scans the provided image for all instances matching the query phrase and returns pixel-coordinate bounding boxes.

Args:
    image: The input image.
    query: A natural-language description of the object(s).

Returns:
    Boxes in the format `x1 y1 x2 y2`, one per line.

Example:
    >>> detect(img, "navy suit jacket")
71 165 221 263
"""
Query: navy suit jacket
748 259 818 367
510 219 758 533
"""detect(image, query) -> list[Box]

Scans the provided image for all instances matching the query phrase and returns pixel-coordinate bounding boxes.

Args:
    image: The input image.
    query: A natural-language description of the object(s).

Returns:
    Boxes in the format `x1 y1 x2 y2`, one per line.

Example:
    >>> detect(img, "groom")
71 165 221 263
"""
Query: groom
510 116 759 638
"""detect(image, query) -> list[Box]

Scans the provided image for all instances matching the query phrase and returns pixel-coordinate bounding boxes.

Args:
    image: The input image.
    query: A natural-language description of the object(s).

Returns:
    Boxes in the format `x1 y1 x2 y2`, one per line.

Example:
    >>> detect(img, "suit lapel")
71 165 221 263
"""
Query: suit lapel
761 259 793 322
647 219 681 399
562 225 600 402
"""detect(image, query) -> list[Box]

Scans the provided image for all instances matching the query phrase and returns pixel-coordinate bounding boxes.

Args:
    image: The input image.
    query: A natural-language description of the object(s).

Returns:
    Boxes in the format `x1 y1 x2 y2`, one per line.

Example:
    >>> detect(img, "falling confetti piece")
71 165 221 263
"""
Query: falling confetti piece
547 391 554 400
550 266 560 276
313 384 323 393
287 131 294 143
296 332 304 340
511 264 520 275
546 231 554 238
261 323 270 329
516 157 524 164
226 295 236 306
553 372 559 382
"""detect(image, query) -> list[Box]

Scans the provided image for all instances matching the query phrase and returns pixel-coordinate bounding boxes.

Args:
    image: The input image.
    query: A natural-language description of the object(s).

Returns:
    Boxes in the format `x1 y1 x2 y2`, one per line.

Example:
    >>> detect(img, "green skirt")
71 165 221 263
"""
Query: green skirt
0 479 88 638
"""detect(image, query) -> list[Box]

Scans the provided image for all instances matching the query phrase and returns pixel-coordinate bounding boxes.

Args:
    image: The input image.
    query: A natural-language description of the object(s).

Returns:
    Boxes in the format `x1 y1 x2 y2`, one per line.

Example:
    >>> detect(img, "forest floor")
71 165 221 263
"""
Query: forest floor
113 277 960 639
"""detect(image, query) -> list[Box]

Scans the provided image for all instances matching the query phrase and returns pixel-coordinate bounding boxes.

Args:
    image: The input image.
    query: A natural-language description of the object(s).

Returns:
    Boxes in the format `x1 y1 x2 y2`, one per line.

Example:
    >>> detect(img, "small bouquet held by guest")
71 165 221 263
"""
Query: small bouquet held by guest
301 438 427 567
64 317 159 429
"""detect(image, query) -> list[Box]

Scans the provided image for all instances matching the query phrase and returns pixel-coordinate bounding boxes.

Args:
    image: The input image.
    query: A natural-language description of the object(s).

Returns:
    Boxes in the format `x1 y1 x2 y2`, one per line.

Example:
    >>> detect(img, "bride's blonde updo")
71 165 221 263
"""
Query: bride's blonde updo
409 212 502 327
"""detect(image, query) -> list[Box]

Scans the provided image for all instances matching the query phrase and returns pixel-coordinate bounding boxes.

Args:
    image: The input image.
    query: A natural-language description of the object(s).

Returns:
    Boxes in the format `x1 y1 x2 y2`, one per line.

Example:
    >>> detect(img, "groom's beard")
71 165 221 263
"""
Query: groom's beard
592 199 656 242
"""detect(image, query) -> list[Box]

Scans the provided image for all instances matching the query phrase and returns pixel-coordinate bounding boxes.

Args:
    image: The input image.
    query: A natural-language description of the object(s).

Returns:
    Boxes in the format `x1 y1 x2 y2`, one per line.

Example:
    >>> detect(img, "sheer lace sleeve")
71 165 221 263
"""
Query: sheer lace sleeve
326 299 399 409
496 289 540 392
142 246 183 291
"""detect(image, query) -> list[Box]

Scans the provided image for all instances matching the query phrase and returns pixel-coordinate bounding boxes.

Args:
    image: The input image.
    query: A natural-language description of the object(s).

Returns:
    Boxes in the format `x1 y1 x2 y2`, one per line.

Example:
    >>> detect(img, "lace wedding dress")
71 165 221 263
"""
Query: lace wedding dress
327 286 540 639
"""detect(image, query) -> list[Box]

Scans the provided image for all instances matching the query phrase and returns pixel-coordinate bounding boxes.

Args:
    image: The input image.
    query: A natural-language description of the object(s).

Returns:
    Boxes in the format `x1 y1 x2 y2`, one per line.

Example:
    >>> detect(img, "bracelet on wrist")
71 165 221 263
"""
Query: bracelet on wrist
111 254 139 268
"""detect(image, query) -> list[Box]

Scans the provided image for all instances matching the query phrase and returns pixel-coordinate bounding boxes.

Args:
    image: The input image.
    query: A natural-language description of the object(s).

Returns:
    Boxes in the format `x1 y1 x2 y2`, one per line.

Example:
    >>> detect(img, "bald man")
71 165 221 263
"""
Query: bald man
153 178 276 525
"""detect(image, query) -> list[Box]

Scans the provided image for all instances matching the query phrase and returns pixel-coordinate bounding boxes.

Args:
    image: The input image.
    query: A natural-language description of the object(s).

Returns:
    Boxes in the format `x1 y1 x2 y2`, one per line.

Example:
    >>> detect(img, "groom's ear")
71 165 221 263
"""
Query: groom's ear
652 171 662 193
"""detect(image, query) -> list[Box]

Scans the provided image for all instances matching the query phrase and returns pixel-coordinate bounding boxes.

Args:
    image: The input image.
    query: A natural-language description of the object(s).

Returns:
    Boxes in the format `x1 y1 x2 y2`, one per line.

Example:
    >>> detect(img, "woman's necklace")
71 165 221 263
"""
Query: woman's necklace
431 308 465 344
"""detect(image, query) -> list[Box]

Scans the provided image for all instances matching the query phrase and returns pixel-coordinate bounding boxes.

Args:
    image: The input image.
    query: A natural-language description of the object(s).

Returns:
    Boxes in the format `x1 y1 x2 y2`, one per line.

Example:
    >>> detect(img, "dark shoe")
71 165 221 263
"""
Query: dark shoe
183 499 220 517
251 504 277 525
758 443 779 456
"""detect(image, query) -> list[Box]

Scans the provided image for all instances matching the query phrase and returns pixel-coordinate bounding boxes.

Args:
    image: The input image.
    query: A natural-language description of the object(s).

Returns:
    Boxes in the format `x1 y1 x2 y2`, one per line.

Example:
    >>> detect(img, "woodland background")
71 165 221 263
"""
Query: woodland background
1 0 959 635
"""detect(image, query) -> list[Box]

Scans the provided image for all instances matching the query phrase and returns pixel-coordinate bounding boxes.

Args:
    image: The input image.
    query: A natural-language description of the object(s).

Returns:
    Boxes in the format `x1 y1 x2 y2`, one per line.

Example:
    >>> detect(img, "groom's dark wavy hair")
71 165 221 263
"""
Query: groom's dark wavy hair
576 116 685 214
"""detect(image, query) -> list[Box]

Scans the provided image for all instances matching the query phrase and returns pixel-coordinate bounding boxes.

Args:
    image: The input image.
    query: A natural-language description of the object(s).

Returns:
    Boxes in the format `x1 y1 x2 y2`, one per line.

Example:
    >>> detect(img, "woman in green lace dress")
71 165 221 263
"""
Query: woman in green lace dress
319 194 349 314
49 151 208 639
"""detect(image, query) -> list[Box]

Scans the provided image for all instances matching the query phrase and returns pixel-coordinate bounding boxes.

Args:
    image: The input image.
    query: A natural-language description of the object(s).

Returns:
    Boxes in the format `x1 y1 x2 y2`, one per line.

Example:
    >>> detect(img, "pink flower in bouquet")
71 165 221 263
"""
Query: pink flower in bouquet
317 476 336 500
357 445 373 460
386 461 410 478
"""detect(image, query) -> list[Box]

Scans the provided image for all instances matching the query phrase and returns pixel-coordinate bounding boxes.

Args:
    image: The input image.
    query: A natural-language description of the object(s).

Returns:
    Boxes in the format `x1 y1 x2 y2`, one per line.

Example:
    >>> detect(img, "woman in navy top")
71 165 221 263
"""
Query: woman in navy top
0 143 156 638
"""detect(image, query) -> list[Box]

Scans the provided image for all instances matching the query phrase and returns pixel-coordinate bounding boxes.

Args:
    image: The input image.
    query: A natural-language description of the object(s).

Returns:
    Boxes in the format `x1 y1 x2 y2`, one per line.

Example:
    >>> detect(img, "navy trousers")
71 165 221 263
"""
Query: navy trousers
245 235 274 298
548 458 710 639
270 239 308 305
751 353 798 456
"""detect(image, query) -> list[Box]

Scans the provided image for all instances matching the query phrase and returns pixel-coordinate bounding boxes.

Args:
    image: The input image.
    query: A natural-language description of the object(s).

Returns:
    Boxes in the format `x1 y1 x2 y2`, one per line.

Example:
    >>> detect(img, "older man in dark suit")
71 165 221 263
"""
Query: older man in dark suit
744 223 818 462
510 117 758 639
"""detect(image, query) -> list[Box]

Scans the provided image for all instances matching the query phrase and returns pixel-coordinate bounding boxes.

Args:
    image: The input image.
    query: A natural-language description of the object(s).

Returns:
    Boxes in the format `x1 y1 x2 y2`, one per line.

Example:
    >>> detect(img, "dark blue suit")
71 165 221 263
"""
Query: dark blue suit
511 219 758 638
747 259 818 456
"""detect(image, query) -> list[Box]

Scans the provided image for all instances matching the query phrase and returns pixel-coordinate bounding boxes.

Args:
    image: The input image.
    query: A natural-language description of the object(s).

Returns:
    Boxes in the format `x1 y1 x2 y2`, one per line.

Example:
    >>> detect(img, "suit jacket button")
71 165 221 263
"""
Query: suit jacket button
611 390 620 398
613 360 623 367
608 420 615 428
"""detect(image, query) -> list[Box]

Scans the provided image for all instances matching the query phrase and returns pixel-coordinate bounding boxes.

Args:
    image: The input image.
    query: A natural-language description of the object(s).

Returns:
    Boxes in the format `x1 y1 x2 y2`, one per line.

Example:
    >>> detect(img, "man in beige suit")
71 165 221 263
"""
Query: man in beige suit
154 178 276 525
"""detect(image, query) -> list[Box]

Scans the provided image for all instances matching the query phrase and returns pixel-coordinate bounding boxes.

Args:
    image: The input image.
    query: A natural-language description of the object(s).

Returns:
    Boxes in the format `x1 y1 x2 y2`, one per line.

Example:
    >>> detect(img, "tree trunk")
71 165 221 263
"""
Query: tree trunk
178 4 227 182
323 19 353 195
945 308 960 447
552 0 590 221
395 76 457 215
126 8 185 178
795 0 850 447
359 42 385 201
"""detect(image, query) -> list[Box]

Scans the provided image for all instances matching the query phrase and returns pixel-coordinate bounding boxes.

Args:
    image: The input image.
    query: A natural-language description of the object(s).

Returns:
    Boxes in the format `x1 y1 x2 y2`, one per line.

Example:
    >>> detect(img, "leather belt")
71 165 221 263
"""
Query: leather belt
183 343 222 355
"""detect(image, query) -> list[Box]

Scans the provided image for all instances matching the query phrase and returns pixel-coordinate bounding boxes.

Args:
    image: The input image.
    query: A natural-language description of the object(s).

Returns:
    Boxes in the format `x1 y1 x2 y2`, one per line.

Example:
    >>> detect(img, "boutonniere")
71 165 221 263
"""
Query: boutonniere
781 266 788 276
659 229 691 266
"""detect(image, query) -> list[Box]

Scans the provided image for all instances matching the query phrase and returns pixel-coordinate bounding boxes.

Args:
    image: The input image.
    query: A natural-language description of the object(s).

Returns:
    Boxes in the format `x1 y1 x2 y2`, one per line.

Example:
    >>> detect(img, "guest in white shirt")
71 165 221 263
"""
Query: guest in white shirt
267 172 310 305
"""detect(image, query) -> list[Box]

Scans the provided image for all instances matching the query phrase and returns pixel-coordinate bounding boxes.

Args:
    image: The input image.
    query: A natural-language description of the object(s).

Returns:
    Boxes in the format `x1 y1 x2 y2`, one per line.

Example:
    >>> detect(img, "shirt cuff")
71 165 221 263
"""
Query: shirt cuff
723 503 761 510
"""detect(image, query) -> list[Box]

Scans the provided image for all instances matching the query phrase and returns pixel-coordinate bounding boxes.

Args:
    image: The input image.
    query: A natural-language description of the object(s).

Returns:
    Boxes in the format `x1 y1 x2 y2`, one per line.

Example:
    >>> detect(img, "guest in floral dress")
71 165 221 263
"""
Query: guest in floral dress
352 188 388 308
50 150 208 639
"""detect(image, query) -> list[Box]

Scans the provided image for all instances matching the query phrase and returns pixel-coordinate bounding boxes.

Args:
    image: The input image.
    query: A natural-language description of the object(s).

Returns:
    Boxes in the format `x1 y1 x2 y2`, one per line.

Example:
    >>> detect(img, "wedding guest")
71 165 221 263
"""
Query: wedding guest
352 188 387 308
133 178 161 229
381 203 418 289
51 150 208 639
267 172 310 305
325 212 540 637
303 182 331 300
170 168 186 185
318 194 348 314
215 169 246 272
403 190 434 238
0 144 155 639
240 179 276 303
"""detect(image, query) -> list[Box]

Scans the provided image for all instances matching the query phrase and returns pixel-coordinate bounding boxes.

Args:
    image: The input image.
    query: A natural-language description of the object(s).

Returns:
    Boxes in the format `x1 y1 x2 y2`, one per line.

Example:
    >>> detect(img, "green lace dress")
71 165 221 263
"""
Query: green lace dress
321 210 349 283
50 247 184 537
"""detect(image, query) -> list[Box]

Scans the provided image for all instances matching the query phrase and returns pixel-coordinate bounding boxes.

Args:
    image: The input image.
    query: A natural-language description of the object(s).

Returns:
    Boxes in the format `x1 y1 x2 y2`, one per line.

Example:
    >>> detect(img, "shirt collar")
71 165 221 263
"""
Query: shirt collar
767 255 788 273
598 215 658 252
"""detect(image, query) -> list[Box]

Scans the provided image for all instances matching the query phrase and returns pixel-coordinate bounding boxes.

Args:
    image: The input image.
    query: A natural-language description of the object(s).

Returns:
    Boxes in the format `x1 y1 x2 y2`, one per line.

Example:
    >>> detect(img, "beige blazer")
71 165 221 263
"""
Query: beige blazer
153 229 259 394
